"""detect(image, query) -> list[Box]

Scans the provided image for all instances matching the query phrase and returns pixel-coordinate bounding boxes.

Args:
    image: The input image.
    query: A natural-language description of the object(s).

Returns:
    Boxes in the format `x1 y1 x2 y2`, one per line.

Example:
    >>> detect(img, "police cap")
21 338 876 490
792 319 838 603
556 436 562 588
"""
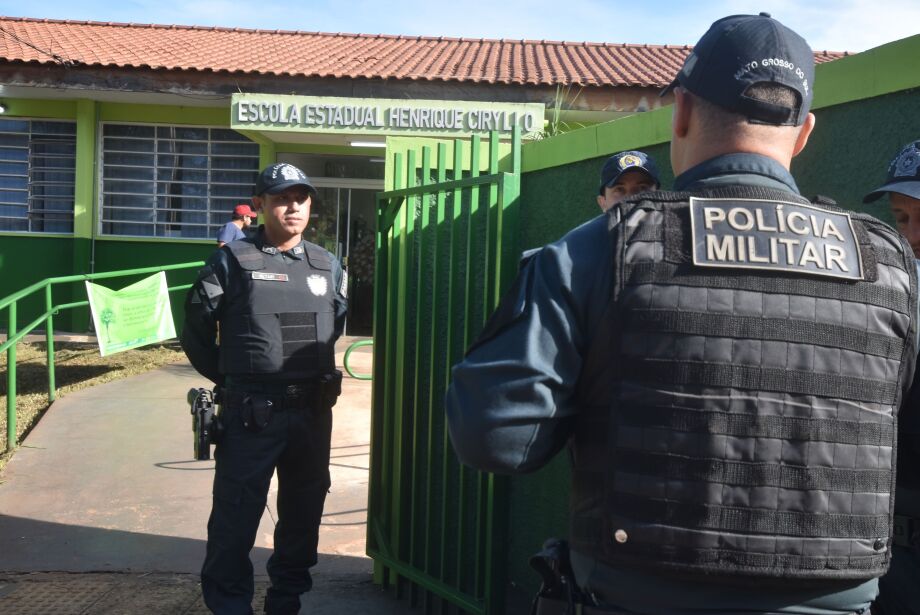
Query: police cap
864 140 920 203
661 13 814 126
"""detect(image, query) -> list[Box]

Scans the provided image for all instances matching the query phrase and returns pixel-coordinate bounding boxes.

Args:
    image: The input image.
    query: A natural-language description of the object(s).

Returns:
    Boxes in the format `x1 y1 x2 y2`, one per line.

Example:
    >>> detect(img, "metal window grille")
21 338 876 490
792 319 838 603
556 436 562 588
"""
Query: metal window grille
100 124 259 239
0 118 76 233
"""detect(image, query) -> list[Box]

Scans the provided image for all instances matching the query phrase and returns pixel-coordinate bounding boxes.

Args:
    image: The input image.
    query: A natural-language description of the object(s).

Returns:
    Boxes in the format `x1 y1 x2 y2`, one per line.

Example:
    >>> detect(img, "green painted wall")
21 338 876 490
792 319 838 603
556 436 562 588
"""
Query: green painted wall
793 87 920 222
0 235 76 330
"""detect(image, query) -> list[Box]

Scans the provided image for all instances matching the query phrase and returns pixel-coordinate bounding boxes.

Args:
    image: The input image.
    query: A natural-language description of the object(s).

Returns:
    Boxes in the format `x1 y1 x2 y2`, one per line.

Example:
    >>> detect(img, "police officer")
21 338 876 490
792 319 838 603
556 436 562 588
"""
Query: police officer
446 14 918 615
596 150 660 212
864 141 920 615
182 162 347 615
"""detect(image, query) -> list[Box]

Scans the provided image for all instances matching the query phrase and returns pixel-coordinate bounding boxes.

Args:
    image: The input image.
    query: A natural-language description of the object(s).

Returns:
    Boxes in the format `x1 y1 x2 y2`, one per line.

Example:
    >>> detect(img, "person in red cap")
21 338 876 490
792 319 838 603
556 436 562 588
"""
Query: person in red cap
217 203 256 248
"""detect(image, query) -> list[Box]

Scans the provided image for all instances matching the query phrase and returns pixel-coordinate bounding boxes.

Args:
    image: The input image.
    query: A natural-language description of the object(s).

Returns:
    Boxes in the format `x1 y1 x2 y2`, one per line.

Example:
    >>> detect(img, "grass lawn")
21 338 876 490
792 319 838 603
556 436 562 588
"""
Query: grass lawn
1 340 186 473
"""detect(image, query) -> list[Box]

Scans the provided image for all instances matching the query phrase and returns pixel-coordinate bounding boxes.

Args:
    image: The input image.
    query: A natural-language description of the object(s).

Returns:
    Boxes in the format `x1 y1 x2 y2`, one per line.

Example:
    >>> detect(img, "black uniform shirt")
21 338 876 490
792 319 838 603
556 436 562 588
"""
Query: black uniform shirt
182 229 347 386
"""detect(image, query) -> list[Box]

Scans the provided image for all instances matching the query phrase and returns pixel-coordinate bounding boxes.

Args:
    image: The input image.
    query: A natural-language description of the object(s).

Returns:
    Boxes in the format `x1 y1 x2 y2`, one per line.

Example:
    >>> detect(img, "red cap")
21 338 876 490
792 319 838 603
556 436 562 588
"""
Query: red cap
234 204 256 217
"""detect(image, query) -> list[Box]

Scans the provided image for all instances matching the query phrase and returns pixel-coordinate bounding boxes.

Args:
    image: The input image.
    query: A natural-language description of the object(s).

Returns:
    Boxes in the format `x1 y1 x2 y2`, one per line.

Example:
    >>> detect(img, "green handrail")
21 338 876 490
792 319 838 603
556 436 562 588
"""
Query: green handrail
1 260 205 452
343 339 373 380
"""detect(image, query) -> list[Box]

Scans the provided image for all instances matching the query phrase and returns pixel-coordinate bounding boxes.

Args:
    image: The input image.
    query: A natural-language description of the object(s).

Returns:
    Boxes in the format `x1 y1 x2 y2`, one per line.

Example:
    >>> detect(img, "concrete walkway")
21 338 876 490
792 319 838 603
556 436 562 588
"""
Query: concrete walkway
0 338 408 614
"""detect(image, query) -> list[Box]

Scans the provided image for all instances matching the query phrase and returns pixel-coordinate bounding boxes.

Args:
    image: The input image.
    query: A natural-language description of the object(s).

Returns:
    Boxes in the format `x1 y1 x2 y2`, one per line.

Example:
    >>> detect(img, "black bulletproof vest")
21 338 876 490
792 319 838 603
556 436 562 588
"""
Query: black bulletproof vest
219 239 337 381
572 186 918 581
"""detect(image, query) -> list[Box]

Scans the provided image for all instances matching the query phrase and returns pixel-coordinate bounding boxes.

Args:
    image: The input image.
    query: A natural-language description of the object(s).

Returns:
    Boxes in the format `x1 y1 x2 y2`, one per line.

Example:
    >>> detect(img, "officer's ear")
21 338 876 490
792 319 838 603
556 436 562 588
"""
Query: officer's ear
672 87 693 139
251 195 264 213
791 112 816 159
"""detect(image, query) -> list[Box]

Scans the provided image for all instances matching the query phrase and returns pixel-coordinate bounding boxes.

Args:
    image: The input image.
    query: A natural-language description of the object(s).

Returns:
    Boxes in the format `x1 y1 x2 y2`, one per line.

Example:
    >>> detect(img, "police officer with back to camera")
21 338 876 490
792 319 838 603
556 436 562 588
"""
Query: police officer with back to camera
182 162 347 615
446 13 919 615
863 142 920 615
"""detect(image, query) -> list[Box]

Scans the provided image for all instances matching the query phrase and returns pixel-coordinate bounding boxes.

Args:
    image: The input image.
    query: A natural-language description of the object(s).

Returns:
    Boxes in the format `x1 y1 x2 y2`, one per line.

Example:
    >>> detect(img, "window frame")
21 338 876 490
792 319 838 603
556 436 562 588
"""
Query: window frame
97 121 260 241
0 116 77 235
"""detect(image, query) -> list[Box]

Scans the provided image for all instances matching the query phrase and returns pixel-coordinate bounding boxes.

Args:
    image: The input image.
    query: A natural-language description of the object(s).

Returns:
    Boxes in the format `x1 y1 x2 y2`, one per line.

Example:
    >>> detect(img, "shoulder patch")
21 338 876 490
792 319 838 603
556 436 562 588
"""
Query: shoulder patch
689 197 863 281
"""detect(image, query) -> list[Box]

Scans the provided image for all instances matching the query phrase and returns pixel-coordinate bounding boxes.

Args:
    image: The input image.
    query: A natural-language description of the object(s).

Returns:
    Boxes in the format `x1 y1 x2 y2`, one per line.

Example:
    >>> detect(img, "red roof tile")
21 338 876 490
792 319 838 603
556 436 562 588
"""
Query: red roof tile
0 17 847 88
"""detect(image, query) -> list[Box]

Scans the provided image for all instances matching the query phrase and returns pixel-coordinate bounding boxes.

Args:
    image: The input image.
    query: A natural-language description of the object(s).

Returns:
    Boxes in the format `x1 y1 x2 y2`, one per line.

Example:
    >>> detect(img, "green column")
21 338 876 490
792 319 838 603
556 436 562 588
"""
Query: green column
71 99 98 331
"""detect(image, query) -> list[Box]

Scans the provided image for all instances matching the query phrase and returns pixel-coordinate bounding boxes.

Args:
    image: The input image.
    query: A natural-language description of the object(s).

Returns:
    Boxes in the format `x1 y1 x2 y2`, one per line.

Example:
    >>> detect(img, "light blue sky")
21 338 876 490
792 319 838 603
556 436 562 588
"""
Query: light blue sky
0 0 916 52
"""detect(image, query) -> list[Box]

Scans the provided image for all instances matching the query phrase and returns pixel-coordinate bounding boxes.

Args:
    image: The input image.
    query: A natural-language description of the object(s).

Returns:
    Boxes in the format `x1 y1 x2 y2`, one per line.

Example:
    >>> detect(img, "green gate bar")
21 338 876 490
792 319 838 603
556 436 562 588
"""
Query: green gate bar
368 128 521 614
1 261 204 452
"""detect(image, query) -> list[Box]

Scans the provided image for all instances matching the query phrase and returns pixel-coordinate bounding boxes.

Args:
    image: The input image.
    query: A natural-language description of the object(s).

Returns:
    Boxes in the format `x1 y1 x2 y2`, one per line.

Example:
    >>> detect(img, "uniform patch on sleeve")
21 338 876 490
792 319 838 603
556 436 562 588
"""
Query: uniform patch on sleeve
195 267 224 309
340 270 348 298
689 197 863 281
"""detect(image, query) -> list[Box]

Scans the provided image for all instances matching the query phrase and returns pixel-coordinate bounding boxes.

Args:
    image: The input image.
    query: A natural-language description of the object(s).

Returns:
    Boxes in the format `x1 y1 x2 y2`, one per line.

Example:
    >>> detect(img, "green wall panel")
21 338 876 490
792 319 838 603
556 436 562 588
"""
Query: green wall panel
0 236 76 330
793 88 920 223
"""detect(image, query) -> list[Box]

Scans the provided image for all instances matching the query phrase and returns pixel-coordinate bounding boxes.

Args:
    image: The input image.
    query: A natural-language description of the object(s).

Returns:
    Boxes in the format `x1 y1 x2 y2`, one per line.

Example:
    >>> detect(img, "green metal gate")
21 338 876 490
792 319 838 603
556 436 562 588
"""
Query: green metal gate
367 128 521 614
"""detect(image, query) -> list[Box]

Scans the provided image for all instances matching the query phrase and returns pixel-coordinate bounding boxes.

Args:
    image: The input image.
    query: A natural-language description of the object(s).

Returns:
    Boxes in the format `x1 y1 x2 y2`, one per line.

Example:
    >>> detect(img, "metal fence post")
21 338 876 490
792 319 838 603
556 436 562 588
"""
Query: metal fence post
6 301 17 452
45 284 56 401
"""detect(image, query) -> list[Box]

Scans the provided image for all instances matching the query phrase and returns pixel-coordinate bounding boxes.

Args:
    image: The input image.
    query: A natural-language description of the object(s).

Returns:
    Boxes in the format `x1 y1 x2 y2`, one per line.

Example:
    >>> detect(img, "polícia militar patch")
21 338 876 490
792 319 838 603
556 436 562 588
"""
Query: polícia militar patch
689 197 863 280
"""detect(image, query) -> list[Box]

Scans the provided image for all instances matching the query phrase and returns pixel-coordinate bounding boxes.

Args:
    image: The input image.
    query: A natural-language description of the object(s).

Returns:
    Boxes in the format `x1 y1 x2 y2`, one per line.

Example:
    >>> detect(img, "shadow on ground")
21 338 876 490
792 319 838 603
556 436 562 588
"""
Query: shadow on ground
0 515 407 615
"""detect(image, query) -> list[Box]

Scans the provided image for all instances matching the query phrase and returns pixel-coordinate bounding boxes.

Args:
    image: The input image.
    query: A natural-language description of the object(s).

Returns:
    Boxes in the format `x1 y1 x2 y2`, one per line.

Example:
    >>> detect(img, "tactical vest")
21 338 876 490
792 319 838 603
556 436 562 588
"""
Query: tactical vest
219 239 337 381
571 185 918 580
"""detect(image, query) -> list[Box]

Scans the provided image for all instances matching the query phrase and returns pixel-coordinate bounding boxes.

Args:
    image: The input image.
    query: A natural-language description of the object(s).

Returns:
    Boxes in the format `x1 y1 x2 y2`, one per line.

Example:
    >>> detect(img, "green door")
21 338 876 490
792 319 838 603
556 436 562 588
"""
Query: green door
368 129 522 614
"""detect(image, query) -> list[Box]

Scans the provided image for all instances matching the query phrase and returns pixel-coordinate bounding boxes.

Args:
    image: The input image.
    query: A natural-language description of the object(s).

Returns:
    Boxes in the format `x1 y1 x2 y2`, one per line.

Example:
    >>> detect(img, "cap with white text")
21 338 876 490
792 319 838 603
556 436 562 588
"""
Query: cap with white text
255 163 317 196
864 140 920 203
661 12 814 126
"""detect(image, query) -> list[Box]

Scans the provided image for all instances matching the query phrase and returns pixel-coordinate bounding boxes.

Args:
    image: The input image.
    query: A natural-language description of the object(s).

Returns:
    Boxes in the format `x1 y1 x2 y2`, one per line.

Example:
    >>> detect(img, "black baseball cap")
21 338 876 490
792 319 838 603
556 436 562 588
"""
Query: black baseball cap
864 141 920 203
661 13 814 126
598 151 660 195
255 163 317 196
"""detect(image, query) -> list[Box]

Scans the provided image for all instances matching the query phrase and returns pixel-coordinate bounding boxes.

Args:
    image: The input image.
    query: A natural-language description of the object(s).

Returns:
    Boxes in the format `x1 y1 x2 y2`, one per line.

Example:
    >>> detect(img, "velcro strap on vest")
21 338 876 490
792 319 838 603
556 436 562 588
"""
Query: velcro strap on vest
280 312 317 362
625 309 904 359
625 262 910 314
626 543 889 575
615 495 889 538
621 359 898 404
617 406 894 446
614 450 892 492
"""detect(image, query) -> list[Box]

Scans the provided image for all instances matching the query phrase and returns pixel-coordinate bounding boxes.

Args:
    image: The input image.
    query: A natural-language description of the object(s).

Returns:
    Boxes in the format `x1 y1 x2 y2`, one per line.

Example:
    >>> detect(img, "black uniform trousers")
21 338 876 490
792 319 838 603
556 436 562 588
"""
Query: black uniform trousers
201 391 332 615
874 544 920 615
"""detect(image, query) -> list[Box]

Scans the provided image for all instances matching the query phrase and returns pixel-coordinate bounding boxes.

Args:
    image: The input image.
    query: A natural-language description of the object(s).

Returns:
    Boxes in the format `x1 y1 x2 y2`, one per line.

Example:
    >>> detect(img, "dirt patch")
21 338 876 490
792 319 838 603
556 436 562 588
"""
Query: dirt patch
1 340 186 473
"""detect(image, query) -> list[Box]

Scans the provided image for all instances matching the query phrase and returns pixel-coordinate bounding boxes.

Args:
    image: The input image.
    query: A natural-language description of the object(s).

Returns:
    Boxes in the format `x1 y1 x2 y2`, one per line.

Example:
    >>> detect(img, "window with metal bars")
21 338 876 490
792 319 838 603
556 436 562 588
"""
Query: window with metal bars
0 118 76 233
100 124 260 239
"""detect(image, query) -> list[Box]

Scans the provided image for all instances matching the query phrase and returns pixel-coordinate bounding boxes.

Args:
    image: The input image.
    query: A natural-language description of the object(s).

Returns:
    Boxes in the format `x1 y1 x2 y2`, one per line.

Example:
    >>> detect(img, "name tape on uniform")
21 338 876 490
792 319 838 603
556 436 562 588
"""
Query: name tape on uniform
689 197 863 280
251 272 290 282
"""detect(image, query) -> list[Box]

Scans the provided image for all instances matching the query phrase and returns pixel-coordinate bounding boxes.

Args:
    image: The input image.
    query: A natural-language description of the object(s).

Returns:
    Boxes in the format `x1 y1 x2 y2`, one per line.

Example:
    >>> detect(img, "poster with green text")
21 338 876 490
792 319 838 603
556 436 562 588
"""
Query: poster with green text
85 272 177 356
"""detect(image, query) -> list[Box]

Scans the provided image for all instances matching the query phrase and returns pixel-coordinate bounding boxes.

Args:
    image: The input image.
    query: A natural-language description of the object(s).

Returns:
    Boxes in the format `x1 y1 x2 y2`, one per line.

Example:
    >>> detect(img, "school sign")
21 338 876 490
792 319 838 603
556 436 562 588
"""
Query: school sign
231 94 545 139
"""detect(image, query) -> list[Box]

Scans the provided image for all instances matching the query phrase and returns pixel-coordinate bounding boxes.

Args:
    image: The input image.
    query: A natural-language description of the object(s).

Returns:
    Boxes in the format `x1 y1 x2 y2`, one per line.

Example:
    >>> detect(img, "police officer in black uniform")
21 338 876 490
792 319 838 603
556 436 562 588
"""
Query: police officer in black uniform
182 162 347 615
446 14 919 615
864 142 920 615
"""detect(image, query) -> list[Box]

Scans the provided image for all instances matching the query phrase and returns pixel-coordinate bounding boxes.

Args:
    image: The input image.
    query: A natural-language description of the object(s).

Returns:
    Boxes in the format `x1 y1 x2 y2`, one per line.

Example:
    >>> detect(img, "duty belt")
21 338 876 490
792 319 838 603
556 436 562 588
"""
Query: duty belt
223 384 319 411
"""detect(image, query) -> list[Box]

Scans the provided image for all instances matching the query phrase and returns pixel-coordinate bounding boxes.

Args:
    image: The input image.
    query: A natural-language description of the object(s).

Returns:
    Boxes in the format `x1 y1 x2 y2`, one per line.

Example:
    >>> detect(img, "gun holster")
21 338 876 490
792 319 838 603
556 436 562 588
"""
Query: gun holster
187 386 224 461
530 538 585 615
530 539 631 615
319 370 344 409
